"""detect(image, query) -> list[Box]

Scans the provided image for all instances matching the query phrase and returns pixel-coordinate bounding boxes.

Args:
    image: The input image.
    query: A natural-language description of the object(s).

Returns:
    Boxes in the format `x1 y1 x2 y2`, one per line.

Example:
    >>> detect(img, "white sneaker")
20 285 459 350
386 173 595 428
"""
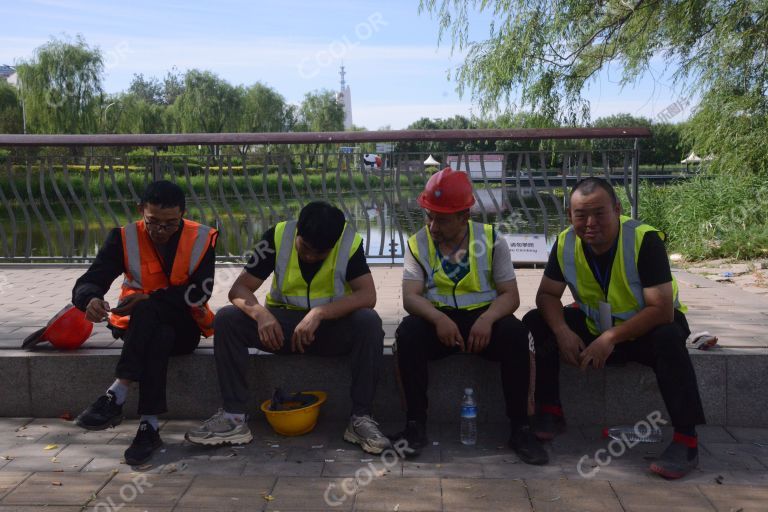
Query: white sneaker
343 415 392 454
185 409 253 446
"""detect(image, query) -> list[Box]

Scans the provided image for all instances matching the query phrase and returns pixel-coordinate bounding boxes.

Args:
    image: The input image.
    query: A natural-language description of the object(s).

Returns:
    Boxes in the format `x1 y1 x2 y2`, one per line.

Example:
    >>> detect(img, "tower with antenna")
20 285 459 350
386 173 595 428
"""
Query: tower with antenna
337 64 353 130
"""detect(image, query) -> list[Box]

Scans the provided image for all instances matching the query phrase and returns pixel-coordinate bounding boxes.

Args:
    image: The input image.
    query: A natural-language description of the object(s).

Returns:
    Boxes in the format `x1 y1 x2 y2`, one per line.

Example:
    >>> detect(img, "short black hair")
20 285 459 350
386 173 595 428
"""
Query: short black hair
140 180 186 212
297 201 346 252
570 177 618 206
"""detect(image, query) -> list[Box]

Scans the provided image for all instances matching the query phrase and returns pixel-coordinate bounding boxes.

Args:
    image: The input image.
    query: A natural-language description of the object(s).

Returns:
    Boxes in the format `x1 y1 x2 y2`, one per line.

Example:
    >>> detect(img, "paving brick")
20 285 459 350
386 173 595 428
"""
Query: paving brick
403 461 483 478
697 484 768 512
267 476 351 510
441 478 531 511
0 473 29 500
1 472 111 506
352 476 441 511
244 461 325 477
94 473 192 508
723 427 768 444
176 475 275 510
609 480 714 511
525 479 623 512
2 456 91 473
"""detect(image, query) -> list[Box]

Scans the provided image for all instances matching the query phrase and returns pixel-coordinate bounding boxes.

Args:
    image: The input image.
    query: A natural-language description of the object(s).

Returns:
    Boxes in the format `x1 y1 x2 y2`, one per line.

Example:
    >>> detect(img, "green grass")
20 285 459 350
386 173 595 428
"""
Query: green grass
633 173 768 260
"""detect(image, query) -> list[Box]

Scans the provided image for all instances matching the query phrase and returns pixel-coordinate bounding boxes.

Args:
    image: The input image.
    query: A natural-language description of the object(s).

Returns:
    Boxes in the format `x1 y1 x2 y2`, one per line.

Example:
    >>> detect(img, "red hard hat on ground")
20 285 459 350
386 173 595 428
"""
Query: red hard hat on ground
21 304 93 351
417 167 475 213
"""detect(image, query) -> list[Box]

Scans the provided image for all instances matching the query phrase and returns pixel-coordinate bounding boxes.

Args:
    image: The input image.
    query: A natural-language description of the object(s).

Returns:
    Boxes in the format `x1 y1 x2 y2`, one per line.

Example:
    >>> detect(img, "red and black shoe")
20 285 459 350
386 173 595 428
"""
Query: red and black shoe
650 433 699 479
532 405 566 441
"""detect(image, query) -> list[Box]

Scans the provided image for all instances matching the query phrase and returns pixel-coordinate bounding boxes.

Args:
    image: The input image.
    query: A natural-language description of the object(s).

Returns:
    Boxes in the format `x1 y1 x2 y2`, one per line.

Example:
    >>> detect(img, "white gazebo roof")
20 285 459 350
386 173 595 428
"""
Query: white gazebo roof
681 152 702 164
423 154 440 166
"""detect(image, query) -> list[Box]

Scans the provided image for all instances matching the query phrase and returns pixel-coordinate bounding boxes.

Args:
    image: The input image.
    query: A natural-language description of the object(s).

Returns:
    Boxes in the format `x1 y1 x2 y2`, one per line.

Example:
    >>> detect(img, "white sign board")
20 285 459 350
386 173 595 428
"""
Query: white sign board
375 143 394 153
502 233 551 264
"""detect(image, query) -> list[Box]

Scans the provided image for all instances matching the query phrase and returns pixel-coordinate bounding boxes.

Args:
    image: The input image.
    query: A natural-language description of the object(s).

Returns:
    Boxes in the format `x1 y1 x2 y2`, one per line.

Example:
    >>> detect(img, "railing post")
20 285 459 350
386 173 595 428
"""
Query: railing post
631 137 639 219
152 148 161 181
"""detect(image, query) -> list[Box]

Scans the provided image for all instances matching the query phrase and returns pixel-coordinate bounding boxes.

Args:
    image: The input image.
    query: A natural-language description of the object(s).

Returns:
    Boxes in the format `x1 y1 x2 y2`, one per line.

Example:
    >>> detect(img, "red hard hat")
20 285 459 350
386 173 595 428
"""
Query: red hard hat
21 304 93 351
417 167 475 213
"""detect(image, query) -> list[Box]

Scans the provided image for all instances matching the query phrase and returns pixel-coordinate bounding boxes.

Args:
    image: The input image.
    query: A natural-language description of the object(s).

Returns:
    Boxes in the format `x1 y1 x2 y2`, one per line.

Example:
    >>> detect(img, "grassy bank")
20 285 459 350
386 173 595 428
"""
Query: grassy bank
636 173 768 260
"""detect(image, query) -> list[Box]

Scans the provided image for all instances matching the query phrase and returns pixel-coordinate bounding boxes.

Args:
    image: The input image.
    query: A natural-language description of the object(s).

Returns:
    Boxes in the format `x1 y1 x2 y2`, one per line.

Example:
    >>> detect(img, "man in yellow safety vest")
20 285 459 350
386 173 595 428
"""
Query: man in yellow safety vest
523 177 705 479
392 167 548 465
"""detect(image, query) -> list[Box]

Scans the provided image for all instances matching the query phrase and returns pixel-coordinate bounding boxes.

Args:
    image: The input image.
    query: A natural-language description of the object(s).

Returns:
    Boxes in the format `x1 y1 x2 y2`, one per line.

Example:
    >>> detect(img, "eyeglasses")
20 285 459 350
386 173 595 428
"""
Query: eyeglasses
144 217 180 232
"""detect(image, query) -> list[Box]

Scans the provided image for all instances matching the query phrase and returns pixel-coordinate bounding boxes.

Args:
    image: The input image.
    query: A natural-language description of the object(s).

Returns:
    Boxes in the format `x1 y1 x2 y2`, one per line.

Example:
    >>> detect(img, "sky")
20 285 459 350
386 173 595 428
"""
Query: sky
1 0 694 129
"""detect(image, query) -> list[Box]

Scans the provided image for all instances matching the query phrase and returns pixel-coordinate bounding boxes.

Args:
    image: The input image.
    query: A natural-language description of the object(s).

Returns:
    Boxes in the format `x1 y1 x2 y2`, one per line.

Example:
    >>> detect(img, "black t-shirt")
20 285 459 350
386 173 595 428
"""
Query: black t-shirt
245 226 370 283
543 230 672 292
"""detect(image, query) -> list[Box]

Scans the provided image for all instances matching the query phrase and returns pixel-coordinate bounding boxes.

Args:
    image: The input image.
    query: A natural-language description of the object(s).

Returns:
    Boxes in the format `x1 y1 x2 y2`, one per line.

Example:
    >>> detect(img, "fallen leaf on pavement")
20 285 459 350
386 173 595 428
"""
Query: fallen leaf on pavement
44 444 59 451
51 481 62 486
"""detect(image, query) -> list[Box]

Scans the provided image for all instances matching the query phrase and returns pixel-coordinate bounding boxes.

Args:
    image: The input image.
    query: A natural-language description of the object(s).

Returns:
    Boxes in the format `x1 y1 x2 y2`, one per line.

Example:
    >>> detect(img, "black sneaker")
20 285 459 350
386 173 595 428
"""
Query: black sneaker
75 391 123 431
124 421 163 466
650 441 698 479
388 420 428 453
509 425 549 465
532 411 566 441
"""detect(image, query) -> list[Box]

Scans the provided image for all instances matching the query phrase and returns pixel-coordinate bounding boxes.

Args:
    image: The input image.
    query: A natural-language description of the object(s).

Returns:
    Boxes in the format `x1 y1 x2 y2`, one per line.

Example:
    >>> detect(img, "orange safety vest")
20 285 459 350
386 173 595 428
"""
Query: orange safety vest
109 219 217 337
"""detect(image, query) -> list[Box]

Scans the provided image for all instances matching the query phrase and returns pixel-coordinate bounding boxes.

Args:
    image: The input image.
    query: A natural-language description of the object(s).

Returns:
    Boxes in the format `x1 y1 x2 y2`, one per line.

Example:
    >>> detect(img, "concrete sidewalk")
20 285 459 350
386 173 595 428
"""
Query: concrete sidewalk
0 418 766 510
1 265 768 349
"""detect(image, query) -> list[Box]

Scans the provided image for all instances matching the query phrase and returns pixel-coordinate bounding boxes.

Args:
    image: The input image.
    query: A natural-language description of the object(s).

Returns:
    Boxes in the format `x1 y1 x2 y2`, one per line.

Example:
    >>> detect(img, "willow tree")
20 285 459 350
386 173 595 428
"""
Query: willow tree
16 35 104 134
420 0 768 173
0 82 23 134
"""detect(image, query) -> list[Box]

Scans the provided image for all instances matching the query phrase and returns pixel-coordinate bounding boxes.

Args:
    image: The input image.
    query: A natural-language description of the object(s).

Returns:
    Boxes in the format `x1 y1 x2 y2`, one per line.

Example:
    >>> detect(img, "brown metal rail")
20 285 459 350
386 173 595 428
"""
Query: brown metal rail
0 127 651 147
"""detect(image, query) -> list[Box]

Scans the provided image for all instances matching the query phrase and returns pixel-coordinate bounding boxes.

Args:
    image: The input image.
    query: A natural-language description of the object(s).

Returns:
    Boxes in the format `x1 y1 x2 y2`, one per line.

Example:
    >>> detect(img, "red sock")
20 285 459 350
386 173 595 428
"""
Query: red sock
673 432 698 448
540 405 564 416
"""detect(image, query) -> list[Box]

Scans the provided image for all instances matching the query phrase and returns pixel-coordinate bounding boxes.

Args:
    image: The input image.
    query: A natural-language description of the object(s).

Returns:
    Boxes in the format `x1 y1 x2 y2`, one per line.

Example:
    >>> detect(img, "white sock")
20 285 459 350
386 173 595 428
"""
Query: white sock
223 411 245 424
140 415 159 430
107 380 128 405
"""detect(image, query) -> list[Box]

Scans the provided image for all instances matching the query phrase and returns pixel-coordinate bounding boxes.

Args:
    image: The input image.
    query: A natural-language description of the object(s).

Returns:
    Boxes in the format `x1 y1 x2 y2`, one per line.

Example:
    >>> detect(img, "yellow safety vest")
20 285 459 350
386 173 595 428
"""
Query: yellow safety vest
408 221 497 310
556 215 686 335
266 220 362 310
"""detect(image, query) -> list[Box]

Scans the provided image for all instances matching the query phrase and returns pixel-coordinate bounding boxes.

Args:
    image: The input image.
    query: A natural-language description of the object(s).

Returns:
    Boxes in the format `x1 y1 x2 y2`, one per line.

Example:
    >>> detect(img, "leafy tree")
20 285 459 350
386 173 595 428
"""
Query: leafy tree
420 0 768 173
295 90 345 165
240 82 289 133
127 74 164 105
173 70 242 133
107 93 166 134
0 82 23 134
16 35 103 134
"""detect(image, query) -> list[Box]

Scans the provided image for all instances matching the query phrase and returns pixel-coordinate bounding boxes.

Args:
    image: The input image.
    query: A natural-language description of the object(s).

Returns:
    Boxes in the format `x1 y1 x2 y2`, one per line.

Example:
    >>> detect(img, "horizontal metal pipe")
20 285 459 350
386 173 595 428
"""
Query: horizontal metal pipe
0 127 651 147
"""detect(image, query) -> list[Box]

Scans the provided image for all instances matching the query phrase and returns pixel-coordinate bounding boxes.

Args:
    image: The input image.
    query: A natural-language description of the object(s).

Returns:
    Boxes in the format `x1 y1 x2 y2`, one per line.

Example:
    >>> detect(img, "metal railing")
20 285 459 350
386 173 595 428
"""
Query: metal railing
0 128 661 263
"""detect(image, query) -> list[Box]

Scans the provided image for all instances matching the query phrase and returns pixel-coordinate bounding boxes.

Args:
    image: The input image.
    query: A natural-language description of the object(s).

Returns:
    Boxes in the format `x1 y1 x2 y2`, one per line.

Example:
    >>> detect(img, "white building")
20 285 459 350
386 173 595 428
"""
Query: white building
0 65 17 87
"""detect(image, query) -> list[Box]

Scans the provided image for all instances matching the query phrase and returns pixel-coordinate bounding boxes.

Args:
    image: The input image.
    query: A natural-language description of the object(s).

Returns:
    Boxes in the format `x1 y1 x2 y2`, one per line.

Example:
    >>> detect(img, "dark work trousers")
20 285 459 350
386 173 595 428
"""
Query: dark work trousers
522 307 706 428
113 297 201 415
214 304 385 417
395 308 533 427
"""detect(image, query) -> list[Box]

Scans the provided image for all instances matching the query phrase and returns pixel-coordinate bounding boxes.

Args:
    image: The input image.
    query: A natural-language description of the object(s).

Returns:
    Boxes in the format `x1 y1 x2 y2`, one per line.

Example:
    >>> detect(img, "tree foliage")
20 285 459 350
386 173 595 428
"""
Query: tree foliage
420 0 768 173
16 35 104 134
0 82 22 134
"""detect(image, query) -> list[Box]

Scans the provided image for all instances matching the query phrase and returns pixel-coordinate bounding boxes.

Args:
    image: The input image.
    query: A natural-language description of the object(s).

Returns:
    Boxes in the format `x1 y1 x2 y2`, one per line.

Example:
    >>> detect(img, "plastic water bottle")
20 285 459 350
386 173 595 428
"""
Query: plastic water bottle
460 388 478 445
603 425 663 444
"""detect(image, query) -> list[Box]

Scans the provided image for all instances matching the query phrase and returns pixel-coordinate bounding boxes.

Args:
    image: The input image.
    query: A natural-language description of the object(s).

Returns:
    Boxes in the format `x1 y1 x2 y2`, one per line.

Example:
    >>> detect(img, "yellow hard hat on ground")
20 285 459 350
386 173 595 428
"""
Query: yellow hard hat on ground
260 391 327 436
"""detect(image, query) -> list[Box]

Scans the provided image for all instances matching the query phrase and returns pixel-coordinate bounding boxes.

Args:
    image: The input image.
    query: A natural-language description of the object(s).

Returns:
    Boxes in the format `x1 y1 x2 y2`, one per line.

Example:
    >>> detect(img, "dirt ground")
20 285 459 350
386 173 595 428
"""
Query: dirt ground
673 256 768 295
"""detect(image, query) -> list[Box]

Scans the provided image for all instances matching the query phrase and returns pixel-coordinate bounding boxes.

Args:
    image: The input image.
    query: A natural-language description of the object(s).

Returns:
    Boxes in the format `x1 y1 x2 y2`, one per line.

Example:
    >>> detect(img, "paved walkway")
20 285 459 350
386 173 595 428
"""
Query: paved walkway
0 418 766 510
1 265 767 508
1 265 768 349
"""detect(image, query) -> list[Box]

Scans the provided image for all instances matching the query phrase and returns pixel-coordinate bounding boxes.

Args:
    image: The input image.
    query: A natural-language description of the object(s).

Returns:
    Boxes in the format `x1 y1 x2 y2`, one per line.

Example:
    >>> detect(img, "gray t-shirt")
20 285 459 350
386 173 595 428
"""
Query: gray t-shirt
403 231 517 283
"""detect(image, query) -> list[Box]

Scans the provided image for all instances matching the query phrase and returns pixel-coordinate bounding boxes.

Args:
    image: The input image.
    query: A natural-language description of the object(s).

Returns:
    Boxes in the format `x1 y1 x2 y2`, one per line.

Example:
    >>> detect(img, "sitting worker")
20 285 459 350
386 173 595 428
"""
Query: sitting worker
392 167 548 465
185 201 390 454
72 180 217 466
522 177 705 479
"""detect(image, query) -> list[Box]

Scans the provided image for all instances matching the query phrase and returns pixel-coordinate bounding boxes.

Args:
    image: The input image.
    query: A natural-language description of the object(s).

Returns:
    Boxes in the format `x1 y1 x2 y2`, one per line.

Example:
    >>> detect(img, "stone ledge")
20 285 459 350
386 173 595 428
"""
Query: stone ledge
1 348 766 427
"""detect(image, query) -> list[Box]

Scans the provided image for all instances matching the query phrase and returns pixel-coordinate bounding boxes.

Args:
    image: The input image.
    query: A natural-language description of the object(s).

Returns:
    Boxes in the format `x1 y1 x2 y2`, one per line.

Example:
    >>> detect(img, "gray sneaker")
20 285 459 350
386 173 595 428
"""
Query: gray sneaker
343 415 392 454
185 409 253 447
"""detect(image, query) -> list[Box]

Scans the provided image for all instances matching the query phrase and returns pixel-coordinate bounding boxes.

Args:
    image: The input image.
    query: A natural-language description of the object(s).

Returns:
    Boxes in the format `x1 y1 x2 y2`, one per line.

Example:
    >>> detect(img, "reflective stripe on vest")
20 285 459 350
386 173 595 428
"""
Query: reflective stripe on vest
267 220 361 310
559 216 685 334
409 221 497 310
110 219 217 337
